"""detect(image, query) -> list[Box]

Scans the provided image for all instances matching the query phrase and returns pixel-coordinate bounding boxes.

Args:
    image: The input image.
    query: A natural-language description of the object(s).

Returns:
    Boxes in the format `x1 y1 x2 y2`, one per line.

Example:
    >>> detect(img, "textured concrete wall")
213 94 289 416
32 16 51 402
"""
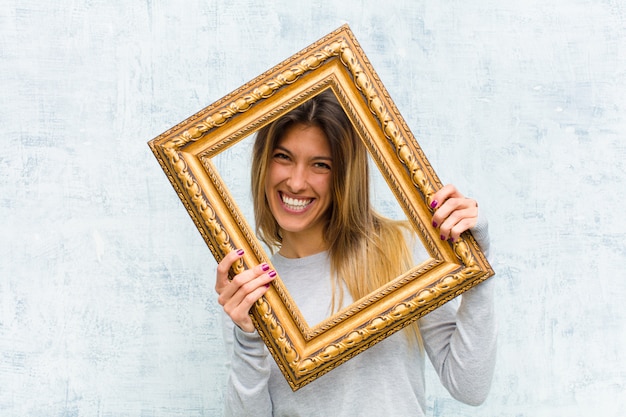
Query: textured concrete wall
1 1 624 416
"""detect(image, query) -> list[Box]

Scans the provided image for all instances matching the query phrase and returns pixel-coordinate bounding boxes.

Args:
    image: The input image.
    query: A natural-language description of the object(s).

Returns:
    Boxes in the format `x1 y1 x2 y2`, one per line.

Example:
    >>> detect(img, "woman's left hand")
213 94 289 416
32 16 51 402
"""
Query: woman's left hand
430 184 479 242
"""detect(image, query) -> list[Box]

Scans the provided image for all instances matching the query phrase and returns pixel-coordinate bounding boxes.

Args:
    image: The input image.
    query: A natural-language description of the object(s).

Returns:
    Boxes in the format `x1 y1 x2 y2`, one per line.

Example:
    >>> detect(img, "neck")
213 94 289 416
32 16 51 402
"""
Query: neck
278 229 327 258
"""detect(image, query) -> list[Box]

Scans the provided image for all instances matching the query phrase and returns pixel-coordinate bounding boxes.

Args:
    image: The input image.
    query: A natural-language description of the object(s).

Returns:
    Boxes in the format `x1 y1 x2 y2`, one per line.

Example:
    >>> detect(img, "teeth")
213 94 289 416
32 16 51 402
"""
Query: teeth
282 195 312 210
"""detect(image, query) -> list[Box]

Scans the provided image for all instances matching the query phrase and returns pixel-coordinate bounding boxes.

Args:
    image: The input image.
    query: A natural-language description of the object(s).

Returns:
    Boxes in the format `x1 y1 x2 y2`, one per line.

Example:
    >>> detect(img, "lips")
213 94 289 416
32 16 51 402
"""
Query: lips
280 192 313 212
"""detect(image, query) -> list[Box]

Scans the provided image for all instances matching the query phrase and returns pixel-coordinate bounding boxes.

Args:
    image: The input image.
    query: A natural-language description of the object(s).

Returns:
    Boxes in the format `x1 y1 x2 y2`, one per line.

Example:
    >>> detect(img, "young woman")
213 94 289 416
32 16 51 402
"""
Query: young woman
215 90 496 416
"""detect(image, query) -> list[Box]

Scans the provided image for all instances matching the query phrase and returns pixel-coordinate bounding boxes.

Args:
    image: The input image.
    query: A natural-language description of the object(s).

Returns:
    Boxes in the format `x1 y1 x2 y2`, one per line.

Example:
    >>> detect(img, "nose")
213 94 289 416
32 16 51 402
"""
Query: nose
286 164 307 192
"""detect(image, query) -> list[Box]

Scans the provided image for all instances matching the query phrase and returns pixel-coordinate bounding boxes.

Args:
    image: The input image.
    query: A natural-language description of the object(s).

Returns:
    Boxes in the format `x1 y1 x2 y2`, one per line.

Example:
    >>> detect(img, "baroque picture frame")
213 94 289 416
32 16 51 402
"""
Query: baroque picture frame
148 25 494 391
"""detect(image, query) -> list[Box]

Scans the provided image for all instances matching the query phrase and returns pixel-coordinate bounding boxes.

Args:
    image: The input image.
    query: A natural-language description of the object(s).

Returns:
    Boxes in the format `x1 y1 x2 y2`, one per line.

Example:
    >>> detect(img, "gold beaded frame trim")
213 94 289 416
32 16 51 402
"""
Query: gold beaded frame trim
148 25 493 391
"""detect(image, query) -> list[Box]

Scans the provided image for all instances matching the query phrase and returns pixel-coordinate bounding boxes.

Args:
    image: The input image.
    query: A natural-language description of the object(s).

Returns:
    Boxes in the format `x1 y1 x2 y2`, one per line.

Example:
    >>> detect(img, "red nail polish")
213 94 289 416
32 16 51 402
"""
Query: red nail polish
236 249 244 256
261 263 270 271
432 221 438 228
268 270 276 278
430 200 438 209
440 234 446 241
264 283 270 288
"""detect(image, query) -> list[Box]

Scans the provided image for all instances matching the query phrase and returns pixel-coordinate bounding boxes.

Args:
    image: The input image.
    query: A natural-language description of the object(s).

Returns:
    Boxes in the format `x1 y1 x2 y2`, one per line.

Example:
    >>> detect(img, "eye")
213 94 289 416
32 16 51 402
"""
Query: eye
272 151 290 161
313 161 332 171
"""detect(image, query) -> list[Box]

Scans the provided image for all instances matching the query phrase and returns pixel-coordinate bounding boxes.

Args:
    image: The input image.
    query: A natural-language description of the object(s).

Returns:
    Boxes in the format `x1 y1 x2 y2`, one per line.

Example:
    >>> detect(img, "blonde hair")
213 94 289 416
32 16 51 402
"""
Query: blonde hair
252 90 421 346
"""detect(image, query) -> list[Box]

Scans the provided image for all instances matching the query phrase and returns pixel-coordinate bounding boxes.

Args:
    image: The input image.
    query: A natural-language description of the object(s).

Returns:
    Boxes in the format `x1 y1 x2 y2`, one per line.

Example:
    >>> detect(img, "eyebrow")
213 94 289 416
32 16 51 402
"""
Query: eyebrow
274 145 333 162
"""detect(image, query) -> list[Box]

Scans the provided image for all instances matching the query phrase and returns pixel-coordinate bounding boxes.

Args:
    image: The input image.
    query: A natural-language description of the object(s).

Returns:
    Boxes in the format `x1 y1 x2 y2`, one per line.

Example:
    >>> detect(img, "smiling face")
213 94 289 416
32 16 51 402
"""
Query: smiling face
264 123 333 250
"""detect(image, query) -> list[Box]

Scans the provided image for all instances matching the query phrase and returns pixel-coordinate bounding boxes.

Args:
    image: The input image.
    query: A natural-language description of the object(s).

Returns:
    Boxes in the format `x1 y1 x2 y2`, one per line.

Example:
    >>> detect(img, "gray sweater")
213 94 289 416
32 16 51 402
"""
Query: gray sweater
222 216 496 416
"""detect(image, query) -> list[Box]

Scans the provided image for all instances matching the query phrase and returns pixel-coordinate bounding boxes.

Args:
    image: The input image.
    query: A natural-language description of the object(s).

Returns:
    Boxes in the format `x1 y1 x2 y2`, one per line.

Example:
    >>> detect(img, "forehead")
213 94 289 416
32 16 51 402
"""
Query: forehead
277 123 331 155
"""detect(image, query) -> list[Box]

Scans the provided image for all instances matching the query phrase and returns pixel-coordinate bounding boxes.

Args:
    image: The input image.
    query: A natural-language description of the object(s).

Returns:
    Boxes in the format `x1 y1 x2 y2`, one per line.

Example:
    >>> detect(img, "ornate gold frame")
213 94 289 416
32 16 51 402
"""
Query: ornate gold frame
148 25 493 391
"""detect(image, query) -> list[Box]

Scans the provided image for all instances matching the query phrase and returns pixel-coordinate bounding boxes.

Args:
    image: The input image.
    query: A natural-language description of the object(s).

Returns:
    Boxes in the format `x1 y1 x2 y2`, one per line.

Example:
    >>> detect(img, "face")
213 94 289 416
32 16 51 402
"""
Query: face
265 123 333 242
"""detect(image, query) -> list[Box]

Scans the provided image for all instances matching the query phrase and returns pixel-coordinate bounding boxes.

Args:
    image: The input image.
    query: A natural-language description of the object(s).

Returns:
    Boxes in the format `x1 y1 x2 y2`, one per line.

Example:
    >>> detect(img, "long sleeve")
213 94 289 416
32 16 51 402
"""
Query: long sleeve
222 316 273 416
419 213 497 405
218 215 496 415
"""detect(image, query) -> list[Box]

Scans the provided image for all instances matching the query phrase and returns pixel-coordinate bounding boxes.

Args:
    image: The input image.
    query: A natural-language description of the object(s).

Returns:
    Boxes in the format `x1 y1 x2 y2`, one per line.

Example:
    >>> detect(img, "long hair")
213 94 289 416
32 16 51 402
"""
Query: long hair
252 90 421 346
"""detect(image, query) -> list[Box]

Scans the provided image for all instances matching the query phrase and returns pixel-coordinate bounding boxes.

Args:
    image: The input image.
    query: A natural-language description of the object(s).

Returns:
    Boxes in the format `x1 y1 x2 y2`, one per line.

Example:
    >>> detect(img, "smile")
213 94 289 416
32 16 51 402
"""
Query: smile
281 193 313 212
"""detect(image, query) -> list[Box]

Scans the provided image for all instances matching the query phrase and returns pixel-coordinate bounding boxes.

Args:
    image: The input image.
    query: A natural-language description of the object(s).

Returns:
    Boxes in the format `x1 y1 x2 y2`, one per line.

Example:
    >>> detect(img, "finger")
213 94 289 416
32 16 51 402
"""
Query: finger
218 263 275 307
432 195 477 226
223 277 273 322
436 198 478 239
215 249 245 294
432 188 479 224
429 184 462 210
449 217 478 241
228 264 275 297
221 269 276 333
439 213 478 242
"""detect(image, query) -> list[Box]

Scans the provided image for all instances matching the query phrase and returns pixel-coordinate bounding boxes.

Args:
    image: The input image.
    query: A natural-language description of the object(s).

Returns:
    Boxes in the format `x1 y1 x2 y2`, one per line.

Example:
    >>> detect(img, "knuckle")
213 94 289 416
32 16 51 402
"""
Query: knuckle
244 292 261 305
223 304 238 317
216 263 230 275
444 183 456 195
240 279 261 295
230 274 247 287
230 311 246 325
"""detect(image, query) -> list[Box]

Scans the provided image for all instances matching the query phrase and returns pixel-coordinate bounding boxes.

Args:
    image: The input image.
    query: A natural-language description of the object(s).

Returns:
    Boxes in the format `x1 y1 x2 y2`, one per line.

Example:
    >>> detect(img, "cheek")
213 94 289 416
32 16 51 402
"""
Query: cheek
265 165 288 201
265 164 280 188
263 169 275 201
316 176 333 199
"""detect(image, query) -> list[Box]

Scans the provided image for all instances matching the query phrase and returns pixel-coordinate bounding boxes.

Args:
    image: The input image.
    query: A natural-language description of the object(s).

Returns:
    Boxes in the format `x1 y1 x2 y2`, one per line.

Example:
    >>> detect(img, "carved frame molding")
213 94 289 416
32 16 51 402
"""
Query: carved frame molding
148 25 493 391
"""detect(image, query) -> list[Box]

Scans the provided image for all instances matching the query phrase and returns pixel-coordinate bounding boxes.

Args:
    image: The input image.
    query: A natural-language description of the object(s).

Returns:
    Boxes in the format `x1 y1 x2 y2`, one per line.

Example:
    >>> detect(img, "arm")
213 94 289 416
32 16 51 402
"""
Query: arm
216 250 276 416
421 185 497 405
223 323 273 416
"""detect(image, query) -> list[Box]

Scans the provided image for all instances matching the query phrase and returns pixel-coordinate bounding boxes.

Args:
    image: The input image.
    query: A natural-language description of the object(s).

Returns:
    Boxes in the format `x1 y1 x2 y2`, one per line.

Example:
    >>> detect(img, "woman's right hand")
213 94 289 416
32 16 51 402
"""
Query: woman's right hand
215 249 276 333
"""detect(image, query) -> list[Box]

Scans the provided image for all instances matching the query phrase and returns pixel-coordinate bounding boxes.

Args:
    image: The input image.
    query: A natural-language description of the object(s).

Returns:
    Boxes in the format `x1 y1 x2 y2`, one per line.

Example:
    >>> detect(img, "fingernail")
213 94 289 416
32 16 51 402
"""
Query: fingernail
440 234 446 241
264 283 270 288
432 221 438 228
448 237 455 243
268 270 276 278
430 200 438 209
236 249 244 256
261 263 270 271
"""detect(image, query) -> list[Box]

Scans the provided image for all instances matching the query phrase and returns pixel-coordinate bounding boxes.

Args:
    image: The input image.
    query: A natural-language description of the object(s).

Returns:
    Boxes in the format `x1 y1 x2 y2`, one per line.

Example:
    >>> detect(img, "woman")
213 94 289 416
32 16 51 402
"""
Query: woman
216 90 496 416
